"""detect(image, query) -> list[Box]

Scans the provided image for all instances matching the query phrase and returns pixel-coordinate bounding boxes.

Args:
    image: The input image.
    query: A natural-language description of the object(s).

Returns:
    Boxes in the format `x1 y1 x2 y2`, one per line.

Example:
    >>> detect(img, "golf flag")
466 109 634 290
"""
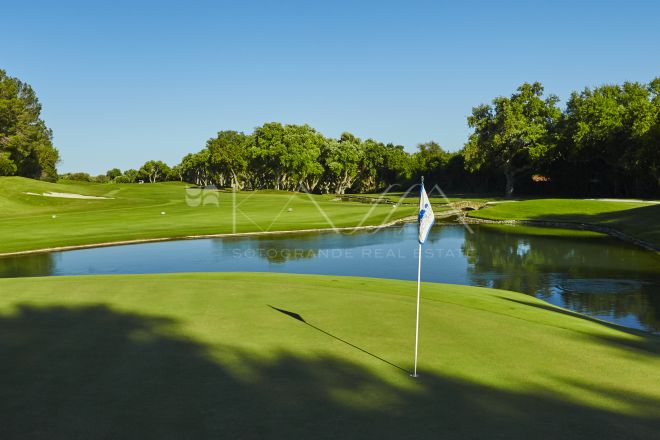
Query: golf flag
418 182 435 244
412 177 434 378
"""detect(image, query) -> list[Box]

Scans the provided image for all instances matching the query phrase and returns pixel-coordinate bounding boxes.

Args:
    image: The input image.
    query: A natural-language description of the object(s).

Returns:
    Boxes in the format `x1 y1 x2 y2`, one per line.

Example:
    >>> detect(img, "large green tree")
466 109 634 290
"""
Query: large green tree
207 130 249 189
139 160 171 183
319 134 362 194
0 69 59 180
0 152 17 176
354 138 386 193
413 141 450 185
282 124 325 191
646 78 660 193
562 80 659 195
178 151 212 186
106 168 122 180
465 82 561 197
252 123 324 190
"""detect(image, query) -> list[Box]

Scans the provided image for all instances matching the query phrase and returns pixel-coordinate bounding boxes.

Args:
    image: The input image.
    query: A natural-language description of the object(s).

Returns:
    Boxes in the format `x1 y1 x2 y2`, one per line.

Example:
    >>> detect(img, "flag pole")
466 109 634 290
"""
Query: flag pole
412 176 424 378
412 241 422 377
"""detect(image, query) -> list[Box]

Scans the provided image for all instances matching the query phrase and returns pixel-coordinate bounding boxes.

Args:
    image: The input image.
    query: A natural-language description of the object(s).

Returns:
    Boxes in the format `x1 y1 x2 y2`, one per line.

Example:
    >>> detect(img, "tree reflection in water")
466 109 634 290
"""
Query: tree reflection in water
463 225 660 332
0 253 55 278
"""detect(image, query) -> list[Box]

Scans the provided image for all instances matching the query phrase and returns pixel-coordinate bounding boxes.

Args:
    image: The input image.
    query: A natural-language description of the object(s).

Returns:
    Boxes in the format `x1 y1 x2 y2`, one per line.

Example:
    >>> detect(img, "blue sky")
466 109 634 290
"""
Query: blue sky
4 0 660 174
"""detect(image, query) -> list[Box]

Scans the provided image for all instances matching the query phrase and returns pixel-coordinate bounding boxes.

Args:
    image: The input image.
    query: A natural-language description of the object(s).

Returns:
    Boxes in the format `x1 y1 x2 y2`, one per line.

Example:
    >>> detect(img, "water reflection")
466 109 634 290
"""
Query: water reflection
0 253 56 278
463 225 660 332
0 224 658 332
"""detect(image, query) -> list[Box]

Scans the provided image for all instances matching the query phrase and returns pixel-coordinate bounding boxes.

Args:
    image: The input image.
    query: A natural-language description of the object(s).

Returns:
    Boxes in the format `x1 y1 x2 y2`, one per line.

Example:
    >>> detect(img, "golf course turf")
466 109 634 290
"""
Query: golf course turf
468 199 660 248
2 176 659 254
1 273 658 439
0 177 416 255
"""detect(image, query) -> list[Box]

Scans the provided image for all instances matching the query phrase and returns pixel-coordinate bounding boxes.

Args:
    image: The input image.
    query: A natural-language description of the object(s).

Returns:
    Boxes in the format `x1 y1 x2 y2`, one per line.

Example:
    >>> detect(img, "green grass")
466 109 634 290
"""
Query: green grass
468 199 660 247
0 177 416 254
0 272 658 439
354 191 504 204
475 223 607 238
3 177 658 253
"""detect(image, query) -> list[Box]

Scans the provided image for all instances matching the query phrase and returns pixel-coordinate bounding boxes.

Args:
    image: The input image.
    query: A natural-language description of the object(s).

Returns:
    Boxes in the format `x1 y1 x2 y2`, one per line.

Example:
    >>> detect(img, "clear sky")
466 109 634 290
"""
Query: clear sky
3 0 660 174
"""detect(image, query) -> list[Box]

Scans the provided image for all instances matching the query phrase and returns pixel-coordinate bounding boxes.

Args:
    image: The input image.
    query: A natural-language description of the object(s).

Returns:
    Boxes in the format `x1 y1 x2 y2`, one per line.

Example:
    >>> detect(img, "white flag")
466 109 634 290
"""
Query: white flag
418 184 435 244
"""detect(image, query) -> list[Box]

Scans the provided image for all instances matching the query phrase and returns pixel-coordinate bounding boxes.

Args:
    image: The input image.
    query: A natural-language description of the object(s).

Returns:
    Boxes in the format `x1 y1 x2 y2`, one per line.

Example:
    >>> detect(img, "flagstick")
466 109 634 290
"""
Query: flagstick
412 242 422 378
232 187 236 233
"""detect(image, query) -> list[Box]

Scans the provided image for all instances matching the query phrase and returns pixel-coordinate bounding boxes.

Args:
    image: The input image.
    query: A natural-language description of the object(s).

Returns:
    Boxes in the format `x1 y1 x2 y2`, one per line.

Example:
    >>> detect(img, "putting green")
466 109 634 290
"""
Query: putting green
1 273 658 439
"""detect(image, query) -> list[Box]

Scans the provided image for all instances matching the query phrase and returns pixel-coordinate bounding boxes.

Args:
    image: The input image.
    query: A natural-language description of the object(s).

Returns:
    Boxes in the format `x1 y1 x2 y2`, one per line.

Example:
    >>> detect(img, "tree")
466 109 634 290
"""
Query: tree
115 169 139 183
0 69 59 181
562 80 659 196
139 160 171 183
645 78 660 194
0 151 17 176
380 143 412 189
179 151 211 186
168 164 184 182
252 123 324 190
60 172 91 182
320 135 361 194
282 124 324 191
93 174 110 183
106 168 122 180
251 122 286 189
355 138 386 193
465 82 561 197
413 141 450 185
207 131 249 189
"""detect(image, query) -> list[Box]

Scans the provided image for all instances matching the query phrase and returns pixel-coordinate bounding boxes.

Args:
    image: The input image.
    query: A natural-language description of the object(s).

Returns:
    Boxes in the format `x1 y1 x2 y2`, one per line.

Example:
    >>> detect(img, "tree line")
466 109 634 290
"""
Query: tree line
97 78 660 198
2 68 658 197
0 70 59 181
82 130 477 195
465 80 660 197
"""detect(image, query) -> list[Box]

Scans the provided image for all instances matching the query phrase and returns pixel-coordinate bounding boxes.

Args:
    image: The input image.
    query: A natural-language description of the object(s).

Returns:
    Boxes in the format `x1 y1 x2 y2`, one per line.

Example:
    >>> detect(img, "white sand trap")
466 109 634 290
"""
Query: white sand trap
25 191 114 200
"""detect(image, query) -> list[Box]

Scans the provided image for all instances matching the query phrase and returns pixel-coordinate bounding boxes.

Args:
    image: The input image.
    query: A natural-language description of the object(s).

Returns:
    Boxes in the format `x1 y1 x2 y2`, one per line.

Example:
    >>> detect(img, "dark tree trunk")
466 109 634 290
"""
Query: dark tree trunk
504 170 515 198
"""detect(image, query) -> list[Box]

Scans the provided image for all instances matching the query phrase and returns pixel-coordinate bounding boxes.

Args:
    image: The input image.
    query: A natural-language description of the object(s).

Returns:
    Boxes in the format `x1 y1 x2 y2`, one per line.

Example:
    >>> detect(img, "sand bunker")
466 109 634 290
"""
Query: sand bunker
25 191 114 200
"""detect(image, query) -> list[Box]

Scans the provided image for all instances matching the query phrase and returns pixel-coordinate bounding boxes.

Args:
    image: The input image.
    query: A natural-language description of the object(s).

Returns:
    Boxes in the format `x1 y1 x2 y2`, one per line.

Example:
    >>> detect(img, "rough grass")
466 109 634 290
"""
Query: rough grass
0 177 416 254
468 199 660 247
0 272 658 439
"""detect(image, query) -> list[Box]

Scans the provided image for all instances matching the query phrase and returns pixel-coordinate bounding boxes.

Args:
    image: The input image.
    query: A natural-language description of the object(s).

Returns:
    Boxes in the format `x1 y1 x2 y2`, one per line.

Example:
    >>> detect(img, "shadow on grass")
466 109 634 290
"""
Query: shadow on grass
1 304 659 439
269 305 409 373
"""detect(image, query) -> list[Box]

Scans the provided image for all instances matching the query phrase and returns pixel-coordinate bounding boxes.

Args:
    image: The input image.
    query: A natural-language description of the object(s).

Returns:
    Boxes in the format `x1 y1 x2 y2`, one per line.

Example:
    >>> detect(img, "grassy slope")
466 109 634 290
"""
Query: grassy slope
356 191 504 204
0 273 658 439
468 199 660 247
0 177 416 254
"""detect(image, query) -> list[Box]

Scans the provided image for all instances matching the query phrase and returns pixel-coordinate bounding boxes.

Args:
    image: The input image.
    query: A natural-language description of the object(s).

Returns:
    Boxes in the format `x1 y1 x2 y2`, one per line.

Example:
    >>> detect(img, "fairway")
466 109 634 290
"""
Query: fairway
1 273 658 439
4 176 660 254
0 177 416 254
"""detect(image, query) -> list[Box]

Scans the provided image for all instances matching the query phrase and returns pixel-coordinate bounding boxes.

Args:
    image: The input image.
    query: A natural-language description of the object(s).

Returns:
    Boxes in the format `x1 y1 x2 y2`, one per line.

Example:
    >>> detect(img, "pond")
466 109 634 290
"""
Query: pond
1 223 659 332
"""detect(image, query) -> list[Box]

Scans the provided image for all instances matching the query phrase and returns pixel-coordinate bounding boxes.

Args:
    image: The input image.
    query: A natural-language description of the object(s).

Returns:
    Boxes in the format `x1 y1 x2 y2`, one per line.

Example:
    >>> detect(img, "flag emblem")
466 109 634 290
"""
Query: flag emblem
418 184 434 244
